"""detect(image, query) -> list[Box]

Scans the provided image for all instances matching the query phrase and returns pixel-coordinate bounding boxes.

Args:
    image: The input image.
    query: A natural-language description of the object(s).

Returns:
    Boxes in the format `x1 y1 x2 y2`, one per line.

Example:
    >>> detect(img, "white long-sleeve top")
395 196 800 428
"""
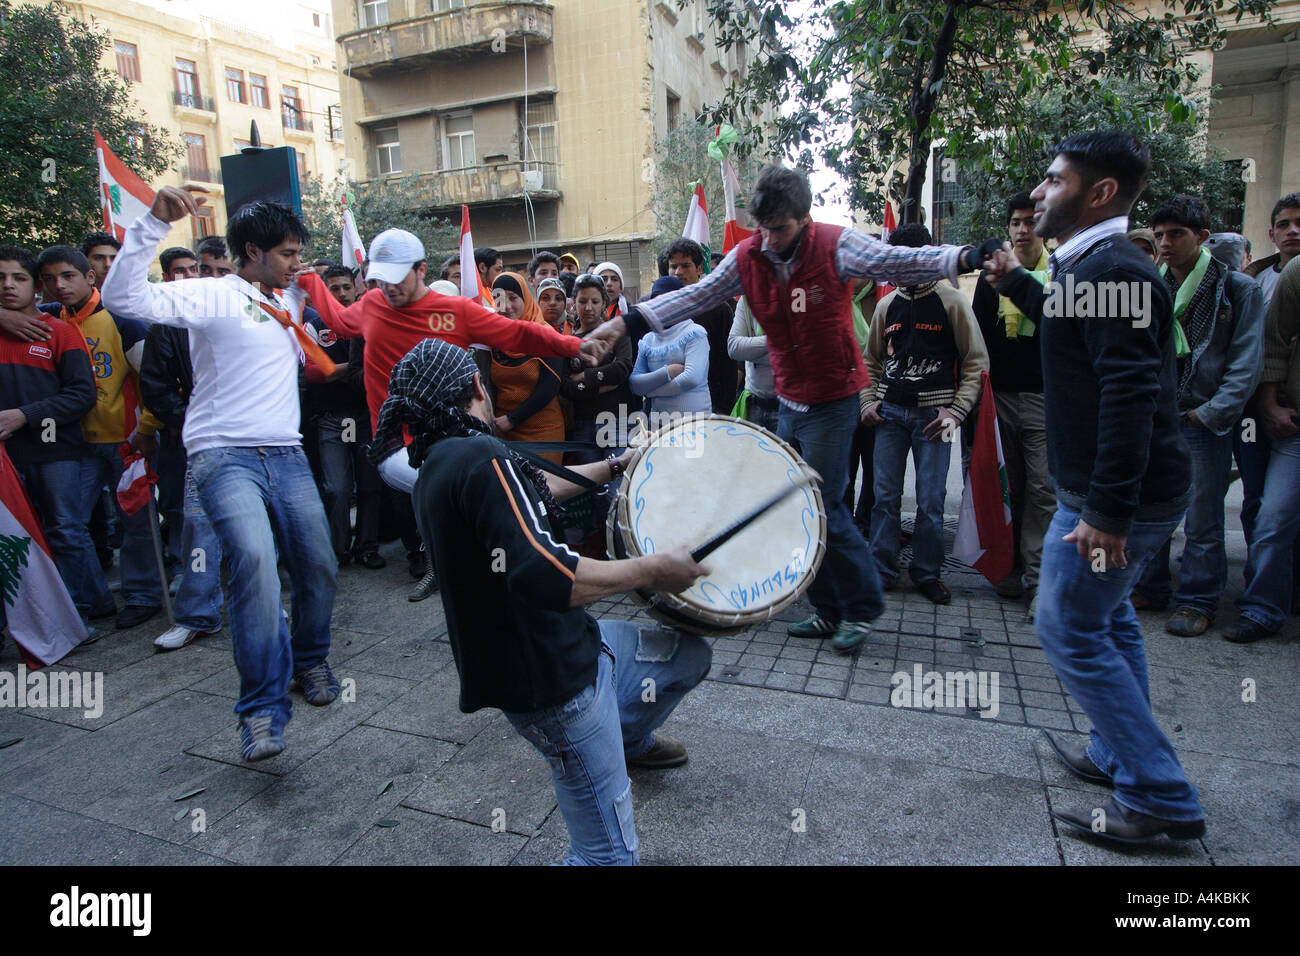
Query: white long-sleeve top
101 212 307 453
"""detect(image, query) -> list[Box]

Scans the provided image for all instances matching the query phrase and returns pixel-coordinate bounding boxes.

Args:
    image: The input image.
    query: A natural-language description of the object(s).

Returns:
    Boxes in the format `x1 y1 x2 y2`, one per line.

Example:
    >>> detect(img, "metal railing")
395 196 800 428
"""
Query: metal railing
172 90 215 112
180 163 222 184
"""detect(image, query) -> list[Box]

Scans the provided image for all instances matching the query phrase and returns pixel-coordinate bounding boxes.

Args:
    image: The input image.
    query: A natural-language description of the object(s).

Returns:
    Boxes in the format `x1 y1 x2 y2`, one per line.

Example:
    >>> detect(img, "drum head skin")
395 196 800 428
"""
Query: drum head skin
612 416 825 631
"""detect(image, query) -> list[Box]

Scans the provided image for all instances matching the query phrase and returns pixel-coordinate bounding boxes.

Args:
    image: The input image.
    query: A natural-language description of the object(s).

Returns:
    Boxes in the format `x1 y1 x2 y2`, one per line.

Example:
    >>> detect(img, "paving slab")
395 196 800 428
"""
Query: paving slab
0 709 94 775
362 663 497 745
334 805 526 866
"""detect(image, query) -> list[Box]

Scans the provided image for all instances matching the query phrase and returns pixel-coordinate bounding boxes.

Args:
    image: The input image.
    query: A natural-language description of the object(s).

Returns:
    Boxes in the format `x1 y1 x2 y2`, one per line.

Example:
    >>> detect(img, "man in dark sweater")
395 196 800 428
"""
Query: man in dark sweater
0 246 97 629
387 338 711 865
972 192 1056 618
984 130 1204 846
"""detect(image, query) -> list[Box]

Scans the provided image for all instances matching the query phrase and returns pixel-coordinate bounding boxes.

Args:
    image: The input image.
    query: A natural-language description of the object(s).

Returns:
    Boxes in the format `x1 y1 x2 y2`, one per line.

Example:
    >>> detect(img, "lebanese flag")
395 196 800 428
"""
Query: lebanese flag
721 157 753 254
683 183 712 272
953 371 1015 585
115 447 157 516
458 205 494 308
876 201 898 303
341 193 365 270
96 131 154 242
0 446 87 666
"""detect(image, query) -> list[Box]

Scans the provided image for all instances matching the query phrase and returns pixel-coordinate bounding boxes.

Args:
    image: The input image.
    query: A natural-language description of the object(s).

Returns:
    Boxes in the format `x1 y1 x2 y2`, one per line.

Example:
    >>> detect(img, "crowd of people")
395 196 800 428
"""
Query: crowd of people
2 131 1297 860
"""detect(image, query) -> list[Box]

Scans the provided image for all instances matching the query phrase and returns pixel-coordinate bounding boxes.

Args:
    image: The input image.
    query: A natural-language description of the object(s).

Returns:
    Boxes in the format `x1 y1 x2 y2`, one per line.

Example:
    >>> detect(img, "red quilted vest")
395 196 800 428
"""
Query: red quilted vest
734 221 865 405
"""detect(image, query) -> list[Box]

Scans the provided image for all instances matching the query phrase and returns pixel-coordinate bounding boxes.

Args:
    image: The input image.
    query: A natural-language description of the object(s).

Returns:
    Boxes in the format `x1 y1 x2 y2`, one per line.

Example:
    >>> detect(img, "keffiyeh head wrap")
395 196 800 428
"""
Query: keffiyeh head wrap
370 338 563 518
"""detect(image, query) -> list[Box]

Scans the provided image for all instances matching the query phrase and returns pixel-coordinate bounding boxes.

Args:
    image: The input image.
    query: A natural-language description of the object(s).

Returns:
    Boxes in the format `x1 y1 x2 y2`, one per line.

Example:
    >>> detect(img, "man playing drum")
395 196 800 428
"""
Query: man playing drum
589 165 996 654
377 338 712 866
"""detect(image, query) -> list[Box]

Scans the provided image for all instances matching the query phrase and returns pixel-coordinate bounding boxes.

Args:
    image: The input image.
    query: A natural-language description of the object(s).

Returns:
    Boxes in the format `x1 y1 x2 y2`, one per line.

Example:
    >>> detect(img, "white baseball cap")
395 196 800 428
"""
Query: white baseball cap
366 228 425 285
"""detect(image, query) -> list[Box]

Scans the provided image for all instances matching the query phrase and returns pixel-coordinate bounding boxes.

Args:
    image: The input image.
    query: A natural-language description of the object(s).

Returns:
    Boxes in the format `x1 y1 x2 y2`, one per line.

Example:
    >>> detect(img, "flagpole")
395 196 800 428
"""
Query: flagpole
145 497 175 627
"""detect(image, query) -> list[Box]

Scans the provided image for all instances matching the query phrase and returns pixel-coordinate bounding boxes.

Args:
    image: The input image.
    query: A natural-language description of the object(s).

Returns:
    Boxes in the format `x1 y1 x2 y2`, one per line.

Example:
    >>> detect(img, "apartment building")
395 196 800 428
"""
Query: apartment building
59 0 346 250
333 0 760 298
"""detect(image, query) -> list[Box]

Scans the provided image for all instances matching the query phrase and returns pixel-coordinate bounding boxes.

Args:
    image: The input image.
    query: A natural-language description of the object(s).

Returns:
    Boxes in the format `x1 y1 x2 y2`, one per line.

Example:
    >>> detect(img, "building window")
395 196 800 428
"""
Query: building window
522 99 558 190
1212 160 1248 234
174 58 201 108
312 12 321 27
115 41 140 82
360 0 389 27
295 150 307 182
250 74 269 109
592 242 641 301
930 146 967 246
234 138 253 152
184 133 210 182
282 85 310 131
442 111 475 169
226 68 246 104
432 0 466 11
192 207 216 244
666 90 681 132
327 104 344 143
375 126 400 175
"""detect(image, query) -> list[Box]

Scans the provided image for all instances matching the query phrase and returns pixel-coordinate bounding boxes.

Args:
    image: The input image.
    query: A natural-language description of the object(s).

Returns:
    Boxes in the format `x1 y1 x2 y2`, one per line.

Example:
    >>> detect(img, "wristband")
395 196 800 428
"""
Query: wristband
606 454 625 479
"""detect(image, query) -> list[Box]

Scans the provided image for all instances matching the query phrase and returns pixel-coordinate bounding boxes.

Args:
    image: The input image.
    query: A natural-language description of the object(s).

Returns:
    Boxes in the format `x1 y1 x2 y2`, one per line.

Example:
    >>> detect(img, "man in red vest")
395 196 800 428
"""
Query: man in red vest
589 165 992 655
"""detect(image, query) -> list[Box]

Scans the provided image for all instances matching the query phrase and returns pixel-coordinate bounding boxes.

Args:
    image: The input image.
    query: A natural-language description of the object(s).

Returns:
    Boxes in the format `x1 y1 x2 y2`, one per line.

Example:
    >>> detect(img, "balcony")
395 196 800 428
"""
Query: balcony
340 2 553 78
383 161 559 210
172 90 216 120
282 110 315 139
179 163 222 185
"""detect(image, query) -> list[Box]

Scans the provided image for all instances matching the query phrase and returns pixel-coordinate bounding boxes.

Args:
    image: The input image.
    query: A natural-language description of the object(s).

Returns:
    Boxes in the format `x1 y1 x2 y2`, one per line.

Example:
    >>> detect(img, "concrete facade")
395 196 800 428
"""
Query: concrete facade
332 0 760 298
54 0 346 254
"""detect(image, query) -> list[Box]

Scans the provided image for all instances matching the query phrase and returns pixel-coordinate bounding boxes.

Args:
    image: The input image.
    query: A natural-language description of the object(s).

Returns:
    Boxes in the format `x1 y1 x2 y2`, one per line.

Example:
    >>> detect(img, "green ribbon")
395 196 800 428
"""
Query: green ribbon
851 282 872 349
1159 246 1209 358
707 124 739 163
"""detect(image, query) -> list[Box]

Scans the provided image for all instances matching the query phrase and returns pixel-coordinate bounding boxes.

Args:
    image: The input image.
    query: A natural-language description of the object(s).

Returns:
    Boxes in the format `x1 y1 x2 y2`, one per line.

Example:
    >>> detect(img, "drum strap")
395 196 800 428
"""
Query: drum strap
509 440 607 491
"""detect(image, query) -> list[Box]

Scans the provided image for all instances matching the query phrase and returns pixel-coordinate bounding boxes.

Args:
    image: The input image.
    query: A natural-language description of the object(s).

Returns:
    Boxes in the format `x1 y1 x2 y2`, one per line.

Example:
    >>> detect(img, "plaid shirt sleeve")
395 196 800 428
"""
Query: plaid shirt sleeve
836 227 967 288
635 254 745 332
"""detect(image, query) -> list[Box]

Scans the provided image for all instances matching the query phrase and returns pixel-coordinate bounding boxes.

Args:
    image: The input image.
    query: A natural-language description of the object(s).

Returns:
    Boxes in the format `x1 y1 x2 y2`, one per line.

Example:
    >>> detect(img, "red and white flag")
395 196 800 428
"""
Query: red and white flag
721 157 753 254
0 446 87 665
953 371 1015 585
95 131 155 243
876 201 898 303
341 192 365 270
458 205 493 308
682 183 712 269
115 448 157 516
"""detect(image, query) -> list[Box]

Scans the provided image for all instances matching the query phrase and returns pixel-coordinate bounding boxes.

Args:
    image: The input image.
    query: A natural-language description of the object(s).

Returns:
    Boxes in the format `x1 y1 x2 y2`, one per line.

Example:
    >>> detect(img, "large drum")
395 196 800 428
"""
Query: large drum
607 414 827 635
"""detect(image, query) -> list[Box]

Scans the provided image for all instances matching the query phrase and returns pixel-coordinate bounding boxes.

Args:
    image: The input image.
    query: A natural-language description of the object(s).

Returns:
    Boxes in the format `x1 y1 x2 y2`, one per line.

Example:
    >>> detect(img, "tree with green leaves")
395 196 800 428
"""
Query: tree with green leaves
0 0 177 248
698 0 1276 223
299 174 460 267
650 120 764 256
945 78 1248 244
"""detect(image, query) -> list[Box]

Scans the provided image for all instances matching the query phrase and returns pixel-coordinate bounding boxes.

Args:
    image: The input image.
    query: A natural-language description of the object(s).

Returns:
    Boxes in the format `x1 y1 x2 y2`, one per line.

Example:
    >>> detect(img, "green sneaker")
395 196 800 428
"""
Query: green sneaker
830 620 872 655
788 614 837 639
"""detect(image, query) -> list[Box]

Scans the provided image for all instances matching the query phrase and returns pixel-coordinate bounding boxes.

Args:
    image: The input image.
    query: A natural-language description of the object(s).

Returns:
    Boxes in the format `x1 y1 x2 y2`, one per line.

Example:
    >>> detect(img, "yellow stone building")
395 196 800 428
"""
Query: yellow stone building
51 0 346 253
331 0 762 299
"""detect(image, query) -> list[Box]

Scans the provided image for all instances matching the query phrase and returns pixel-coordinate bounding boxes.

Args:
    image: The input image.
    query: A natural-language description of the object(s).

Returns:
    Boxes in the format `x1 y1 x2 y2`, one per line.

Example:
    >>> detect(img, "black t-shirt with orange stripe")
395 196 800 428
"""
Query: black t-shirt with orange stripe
412 431 600 714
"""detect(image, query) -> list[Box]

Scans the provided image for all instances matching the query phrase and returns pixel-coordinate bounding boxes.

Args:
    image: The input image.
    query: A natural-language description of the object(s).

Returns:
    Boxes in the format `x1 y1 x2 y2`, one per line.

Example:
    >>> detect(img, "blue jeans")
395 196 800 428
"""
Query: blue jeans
778 395 884 623
1236 432 1300 631
1036 504 1202 822
744 396 781 434
171 465 224 632
503 620 712 865
155 431 186 569
189 446 337 723
316 413 381 558
1234 416 1300 591
1134 423 1233 617
16 458 102 621
78 442 161 609
869 402 951 586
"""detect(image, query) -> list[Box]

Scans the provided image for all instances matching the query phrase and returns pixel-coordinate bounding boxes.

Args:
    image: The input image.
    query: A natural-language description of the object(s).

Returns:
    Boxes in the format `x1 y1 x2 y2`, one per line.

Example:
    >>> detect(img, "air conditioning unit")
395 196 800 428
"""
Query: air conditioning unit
522 169 544 190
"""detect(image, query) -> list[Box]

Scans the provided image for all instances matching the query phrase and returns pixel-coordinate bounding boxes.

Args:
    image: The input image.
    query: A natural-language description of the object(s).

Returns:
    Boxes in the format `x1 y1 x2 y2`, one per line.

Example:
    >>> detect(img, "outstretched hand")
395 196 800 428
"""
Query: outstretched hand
149 185 208 225
580 316 626 365
981 245 1017 285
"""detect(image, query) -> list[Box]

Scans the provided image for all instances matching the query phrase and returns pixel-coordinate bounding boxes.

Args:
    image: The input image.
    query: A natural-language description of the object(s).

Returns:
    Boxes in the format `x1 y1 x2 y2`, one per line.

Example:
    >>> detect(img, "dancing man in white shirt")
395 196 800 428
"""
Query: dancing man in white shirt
103 186 339 762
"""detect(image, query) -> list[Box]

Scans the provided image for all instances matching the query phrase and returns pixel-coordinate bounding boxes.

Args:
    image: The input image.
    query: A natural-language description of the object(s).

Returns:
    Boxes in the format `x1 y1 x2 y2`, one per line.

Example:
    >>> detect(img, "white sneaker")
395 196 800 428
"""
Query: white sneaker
153 625 217 651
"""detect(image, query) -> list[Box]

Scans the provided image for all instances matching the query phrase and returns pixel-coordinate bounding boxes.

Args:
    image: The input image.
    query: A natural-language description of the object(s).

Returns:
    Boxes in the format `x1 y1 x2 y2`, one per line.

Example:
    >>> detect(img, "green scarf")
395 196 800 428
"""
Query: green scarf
851 282 873 349
997 246 1050 338
1158 247 1209 359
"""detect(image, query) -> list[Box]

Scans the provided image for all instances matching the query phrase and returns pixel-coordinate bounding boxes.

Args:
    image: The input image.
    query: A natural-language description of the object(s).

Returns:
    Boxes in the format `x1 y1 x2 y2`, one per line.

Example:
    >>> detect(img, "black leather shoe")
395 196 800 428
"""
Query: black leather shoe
407 550 428 580
88 601 118 621
1051 794 1205 845
1223 619 1276 644
1042 729 1112 785
356 551 387 570
917 579 952 605
115 604 160 630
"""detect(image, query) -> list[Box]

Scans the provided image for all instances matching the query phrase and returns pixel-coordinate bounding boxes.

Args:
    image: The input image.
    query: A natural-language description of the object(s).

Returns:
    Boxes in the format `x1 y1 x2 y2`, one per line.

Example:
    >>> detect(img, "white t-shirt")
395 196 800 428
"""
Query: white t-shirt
102 213 308 454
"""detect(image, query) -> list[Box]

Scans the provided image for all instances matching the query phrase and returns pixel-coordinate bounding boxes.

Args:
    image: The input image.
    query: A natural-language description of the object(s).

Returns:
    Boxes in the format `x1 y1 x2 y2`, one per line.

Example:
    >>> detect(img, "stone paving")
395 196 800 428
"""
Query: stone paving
1 483 1297 865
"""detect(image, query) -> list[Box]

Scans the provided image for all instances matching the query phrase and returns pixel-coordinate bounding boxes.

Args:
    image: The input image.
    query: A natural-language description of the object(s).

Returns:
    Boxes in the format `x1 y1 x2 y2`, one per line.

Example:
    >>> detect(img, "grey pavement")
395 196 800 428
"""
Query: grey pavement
1 458 1296 865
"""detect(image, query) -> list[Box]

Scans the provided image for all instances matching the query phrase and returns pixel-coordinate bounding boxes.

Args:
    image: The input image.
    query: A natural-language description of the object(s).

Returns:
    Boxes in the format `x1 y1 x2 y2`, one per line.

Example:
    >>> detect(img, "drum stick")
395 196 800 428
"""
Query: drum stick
690 466 821 562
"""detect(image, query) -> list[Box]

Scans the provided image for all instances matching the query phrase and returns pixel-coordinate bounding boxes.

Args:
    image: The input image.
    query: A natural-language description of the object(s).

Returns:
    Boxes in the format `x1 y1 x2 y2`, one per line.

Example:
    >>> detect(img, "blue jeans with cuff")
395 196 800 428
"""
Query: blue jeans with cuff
1036 504 1202 822
189 445 336 724
869 401 952 586
503 619 711 865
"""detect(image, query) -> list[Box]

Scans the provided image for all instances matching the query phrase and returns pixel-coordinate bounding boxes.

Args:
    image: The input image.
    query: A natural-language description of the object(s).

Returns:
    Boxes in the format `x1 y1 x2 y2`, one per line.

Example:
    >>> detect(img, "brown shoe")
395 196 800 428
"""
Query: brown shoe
1129 592 1166 611
627 733 688 769
1165 607 1209 637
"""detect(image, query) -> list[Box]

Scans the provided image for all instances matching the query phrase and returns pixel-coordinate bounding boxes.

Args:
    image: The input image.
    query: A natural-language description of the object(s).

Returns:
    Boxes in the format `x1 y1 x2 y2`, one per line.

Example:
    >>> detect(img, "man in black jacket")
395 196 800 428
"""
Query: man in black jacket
984 130 1205 846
